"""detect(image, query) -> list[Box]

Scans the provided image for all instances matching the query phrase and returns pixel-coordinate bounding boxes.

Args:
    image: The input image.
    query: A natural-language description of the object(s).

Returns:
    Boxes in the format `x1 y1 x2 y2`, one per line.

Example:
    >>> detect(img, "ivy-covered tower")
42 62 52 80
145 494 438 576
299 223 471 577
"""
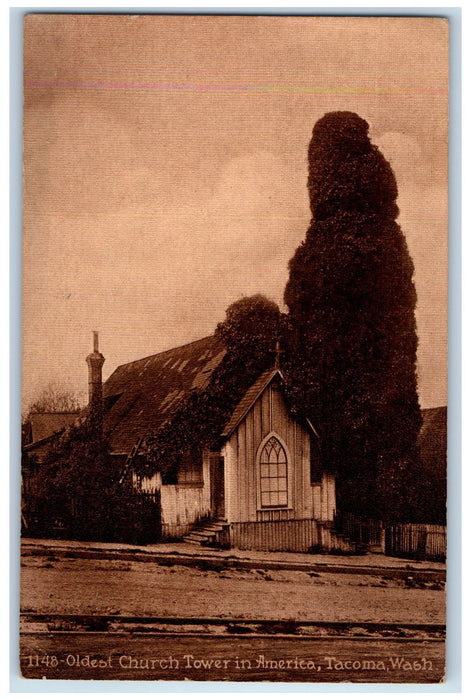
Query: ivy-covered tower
86 331 105 430
284 111 422 521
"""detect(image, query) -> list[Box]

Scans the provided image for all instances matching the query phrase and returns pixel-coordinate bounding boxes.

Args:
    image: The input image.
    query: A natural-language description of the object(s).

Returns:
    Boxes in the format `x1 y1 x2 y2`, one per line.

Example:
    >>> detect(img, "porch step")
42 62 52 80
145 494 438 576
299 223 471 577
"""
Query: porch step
183 519 228 547
331 531 351 542
196 523 227 534
182 536 212 545
184 532 210 541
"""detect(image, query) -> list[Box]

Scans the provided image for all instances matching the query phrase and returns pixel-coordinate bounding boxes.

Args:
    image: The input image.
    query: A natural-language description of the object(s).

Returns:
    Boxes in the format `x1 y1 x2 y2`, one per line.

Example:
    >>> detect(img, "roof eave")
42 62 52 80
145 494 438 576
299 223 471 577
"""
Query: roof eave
220 368 284 440
23 430 62 452
305 417 320 439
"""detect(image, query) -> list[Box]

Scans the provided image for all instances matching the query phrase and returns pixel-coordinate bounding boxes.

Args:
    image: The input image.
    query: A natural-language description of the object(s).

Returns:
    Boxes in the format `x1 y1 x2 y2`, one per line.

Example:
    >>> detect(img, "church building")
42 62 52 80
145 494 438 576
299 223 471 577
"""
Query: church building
94 333 343 553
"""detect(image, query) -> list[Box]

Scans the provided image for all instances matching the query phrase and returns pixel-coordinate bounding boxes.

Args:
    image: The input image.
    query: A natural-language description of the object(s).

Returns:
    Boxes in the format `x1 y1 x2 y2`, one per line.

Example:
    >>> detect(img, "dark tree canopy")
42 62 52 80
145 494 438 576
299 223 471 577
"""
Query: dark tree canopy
284 111 422 521
23 420 160 543
32 421 116 500
145 295 287 481
216 294 282 353
307 112 399 221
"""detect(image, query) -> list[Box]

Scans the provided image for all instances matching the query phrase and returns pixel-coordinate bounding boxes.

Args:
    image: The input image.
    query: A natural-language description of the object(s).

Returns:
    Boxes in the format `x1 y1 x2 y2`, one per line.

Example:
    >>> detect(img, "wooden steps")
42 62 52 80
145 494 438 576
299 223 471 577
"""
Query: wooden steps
183 520 228 546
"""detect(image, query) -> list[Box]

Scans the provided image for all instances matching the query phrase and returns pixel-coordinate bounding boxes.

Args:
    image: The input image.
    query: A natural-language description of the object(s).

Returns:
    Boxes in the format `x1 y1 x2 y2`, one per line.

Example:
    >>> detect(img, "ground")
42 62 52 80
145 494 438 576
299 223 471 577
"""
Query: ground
20 544 446 683
21 553 445 624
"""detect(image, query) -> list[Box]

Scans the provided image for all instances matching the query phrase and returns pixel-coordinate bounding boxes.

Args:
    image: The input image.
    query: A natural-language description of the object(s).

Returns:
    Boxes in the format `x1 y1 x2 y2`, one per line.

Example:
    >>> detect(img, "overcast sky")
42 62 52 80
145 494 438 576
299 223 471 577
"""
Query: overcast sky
22 14 448 410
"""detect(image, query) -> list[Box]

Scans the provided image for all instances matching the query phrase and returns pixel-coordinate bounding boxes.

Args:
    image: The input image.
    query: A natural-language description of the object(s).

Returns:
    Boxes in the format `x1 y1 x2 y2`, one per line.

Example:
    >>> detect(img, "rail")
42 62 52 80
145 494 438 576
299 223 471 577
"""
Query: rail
20 612 445 640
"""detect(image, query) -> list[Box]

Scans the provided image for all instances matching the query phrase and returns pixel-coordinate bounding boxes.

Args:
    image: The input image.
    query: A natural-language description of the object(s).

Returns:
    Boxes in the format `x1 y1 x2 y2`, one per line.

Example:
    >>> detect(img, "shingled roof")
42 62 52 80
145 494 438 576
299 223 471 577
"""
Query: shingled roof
221 368 282 438
418 406 447 477
23 412 80 449
103 335 226 454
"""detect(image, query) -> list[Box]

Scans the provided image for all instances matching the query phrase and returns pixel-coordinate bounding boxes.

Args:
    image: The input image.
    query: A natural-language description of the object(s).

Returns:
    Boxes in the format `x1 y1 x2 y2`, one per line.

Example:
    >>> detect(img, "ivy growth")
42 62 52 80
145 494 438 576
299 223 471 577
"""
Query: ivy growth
284 111 422 522
144 294 288 483
29 420 117 501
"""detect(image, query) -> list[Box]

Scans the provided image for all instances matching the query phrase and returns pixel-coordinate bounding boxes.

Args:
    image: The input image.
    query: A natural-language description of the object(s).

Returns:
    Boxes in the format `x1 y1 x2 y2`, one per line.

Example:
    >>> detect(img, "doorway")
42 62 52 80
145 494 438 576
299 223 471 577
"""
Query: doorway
210 454 225 519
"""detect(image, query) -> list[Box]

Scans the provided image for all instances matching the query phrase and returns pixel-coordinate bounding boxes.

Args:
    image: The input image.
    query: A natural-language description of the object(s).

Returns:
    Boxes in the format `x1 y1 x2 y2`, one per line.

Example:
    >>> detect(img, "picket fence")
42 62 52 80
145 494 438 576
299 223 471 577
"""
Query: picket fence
386 522 446 561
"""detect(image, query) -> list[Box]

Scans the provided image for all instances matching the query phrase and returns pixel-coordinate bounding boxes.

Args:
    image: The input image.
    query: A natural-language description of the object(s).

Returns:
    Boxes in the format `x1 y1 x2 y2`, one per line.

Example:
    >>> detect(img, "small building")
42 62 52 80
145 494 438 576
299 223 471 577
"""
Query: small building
21 410 81 517
99 334 340 552
22 411 80 460
414 406 447 525
22 410 81 494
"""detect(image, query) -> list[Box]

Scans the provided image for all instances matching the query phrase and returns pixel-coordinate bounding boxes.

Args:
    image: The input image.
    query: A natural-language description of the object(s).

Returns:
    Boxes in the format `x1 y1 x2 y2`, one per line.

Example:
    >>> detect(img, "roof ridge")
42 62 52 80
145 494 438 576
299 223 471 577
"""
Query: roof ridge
112 334 219 372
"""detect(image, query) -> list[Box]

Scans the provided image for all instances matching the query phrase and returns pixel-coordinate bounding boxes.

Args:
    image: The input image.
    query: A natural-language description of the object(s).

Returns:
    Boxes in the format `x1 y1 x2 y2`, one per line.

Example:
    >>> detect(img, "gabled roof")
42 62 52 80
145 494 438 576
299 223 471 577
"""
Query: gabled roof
103 335 226 454
220 367 322 441
23 432 60 453
221 368 283 439
418 406 447 477
23 412 79 449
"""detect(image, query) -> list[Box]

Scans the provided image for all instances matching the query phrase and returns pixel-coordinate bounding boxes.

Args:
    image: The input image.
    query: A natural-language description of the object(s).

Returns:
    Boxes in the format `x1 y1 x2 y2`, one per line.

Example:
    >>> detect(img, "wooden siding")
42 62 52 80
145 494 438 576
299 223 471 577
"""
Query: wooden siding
223 381 337 525
160 484 211 538
138 472 162 492
311 473 336 522
224 383 315 523
256 509 294 522
230 519 318 552
137 452 212 538
229 519 356 553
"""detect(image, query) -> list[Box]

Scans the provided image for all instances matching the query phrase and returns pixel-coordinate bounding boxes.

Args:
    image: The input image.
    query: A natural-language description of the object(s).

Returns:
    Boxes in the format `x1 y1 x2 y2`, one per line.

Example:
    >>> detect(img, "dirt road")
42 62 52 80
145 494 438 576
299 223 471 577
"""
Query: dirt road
21 554 445 624
19 552 446 683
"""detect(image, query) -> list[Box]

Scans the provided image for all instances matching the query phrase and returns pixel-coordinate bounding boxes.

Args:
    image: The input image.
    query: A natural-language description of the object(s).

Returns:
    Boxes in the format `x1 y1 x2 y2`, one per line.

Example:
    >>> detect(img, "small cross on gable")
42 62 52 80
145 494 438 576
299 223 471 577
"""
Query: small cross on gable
272 340 284 369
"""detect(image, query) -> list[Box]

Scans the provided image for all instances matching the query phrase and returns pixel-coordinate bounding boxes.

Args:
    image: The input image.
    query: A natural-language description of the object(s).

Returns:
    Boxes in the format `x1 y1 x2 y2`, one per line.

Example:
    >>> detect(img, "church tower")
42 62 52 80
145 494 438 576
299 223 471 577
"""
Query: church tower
86 331 105 428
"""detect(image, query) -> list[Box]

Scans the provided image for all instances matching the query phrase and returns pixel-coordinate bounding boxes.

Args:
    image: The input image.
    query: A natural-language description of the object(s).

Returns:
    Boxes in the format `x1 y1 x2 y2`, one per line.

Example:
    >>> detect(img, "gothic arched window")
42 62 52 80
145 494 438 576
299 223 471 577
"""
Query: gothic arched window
259 436 288 507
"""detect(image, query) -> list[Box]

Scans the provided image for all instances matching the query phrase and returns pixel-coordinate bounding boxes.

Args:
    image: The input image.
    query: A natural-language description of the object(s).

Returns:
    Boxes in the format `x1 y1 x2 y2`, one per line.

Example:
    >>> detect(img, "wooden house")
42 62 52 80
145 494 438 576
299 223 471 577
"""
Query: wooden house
98 334 341 552
22 411 81 495
22 411 80 460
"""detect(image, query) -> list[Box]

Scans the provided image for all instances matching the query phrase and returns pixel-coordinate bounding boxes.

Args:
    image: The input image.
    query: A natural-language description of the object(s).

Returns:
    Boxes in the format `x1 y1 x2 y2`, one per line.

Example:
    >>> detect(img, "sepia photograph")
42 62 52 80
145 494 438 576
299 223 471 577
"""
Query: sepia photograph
20 13 448 684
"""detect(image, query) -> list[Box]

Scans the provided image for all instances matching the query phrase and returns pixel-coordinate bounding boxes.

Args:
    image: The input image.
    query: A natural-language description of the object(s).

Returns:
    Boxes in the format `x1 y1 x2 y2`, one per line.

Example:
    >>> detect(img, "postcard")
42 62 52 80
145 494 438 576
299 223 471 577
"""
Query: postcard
20 14 448 683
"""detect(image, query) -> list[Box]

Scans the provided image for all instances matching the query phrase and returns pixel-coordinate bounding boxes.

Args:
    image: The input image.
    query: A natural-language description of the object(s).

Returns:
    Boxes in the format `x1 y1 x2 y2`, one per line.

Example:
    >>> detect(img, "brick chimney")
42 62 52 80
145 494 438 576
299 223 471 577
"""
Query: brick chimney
86 331 105 427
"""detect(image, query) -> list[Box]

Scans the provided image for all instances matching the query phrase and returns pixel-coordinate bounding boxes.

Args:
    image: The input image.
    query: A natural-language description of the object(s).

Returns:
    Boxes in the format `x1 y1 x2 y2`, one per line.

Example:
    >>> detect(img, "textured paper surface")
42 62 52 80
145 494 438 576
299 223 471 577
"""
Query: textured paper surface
21 14 448 684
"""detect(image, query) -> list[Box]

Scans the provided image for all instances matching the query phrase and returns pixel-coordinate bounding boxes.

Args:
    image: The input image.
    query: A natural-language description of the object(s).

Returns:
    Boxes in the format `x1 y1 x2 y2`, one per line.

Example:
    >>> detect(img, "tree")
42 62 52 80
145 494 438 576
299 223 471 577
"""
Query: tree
23 419 155 542
24 420 114 534
284 111 422 521
23 418 161 544
24 383 82 415
145 294 287 481
22 383 82 429
38 421 116 499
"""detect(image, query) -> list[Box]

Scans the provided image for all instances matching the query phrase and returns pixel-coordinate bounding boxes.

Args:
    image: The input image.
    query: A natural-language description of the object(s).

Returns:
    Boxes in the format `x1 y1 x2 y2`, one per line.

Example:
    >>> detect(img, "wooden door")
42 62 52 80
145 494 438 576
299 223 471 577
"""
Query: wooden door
210 454 225 519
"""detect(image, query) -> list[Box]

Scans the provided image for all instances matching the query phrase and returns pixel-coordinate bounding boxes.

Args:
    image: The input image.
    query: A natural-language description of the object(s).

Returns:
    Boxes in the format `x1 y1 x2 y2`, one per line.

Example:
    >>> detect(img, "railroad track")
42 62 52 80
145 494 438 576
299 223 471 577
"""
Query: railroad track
20 614 446 682
20 612 445 640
